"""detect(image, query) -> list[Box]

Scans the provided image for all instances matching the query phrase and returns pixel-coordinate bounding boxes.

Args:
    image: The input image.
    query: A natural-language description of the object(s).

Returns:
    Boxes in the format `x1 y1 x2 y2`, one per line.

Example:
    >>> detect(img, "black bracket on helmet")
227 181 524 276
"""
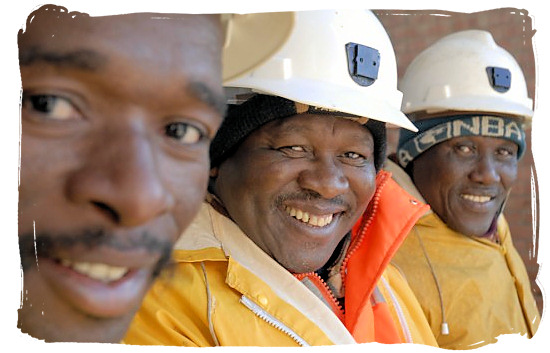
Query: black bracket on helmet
346 42 380 87
486 66 511 93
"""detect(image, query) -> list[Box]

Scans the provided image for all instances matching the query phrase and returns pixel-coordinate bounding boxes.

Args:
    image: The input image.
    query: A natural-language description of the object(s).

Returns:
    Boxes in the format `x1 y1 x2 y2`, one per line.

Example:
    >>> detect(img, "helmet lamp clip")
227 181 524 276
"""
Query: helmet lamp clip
487 66 511 93
346 42 380 87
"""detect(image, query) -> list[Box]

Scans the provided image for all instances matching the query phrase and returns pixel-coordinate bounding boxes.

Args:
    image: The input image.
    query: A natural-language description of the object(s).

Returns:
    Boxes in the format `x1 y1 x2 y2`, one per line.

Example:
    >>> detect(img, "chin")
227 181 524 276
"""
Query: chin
286 257 329 274
451 222 493 238
18 300 135 343
22 316 132 343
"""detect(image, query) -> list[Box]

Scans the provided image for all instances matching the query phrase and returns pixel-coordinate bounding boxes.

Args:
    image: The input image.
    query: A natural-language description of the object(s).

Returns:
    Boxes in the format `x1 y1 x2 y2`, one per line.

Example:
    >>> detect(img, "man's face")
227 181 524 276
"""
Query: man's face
412 135 519 236
18 10 225 342
214 114 377 274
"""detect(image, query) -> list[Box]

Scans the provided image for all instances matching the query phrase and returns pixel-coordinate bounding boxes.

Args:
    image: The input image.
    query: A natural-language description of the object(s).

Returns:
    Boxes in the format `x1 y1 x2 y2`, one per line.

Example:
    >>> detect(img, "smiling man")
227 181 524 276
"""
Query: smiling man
124 10 437 347
212 100 378 275
16 4 253 343
387 30 540 349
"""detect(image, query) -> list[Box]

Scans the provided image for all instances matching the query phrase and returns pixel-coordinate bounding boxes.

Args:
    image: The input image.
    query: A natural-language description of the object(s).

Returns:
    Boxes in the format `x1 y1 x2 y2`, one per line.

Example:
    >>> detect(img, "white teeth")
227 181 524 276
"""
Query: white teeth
310 215 318 226
461 194 492 203
60 259 129 283
285 206 334 227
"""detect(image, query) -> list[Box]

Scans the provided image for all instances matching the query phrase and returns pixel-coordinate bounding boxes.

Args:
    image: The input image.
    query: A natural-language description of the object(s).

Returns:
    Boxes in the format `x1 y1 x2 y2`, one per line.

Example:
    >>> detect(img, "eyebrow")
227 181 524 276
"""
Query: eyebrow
19 46 227 116
19 46 107 71
187 81 227 116
272 119 315 134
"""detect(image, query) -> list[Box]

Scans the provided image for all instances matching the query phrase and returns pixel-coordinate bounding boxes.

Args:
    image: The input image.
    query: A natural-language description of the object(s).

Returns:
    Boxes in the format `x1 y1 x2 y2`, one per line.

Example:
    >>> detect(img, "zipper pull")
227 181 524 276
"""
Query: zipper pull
441 322 449 335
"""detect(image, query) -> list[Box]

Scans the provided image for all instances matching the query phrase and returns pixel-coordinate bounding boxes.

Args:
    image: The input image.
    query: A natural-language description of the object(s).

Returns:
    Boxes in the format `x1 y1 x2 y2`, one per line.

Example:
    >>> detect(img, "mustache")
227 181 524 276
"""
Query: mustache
274 190 350 210
18 227 173 278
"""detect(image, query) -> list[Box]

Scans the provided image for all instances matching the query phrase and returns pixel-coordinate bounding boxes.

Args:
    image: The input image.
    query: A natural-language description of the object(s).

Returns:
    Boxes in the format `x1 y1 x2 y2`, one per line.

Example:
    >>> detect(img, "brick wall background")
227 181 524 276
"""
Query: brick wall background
374 8 543 313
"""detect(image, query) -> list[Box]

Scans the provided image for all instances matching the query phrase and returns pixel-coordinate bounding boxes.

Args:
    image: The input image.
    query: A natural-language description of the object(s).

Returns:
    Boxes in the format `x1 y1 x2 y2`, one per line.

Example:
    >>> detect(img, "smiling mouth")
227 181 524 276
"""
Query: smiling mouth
461 194 494 203
58 258 129 283
284 206 335 227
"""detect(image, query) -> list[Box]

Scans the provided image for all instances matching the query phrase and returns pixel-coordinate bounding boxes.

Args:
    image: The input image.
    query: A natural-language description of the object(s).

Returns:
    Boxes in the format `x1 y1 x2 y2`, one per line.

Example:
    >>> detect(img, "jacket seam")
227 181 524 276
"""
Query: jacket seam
200 262 220 346
380 276 413 343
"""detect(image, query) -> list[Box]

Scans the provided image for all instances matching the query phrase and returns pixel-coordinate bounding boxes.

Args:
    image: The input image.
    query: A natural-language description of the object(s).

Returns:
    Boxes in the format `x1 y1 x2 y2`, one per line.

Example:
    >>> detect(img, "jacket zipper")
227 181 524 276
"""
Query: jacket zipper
240 295 310 346
294 272 345 322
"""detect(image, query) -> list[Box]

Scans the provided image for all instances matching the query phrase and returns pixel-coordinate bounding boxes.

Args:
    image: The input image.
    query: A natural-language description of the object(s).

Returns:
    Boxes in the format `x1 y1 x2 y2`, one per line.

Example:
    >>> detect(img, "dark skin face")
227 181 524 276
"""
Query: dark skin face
18 8 225 342
214 114 377 274
412 135 518 237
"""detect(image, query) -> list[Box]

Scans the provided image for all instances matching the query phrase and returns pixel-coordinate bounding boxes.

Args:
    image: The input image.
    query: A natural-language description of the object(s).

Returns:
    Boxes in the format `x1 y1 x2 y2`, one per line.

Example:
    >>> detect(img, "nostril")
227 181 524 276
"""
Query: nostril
92 201 120 223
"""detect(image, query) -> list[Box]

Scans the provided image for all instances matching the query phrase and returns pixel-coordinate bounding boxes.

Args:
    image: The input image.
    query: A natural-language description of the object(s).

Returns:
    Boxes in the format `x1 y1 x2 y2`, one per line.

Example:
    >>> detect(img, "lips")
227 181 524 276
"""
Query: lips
35 254 153 319
284 205 336 227
18 225 175 321
457 191 500 217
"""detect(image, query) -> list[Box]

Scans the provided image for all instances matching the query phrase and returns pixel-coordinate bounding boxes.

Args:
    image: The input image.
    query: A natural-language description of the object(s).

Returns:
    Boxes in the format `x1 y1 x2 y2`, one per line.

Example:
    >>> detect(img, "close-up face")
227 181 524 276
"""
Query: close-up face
214 114 377 274
412 135 519 237
17 9 225 342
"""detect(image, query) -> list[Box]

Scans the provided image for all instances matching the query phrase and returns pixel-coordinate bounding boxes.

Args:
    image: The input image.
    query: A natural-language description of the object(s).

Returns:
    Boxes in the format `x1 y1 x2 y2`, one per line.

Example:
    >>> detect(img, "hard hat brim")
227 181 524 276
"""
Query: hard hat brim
234 78 418 131
403 95 534 122
222 12 295 83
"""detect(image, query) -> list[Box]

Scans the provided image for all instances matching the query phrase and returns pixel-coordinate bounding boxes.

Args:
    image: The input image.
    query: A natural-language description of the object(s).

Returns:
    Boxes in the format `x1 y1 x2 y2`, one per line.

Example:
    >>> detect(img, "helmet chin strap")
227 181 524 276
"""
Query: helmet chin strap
483 189 512 239
496 189 512 220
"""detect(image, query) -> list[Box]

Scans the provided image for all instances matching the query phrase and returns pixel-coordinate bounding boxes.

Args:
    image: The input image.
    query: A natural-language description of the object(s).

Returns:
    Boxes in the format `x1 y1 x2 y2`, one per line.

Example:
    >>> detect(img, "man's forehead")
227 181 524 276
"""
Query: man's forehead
268 114 371 137
19 10 225 115
19 9 220 54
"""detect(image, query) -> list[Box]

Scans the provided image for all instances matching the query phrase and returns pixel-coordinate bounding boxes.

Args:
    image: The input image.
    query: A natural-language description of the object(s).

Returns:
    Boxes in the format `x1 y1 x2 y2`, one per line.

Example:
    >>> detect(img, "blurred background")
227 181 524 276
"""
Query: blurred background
374 8 541 313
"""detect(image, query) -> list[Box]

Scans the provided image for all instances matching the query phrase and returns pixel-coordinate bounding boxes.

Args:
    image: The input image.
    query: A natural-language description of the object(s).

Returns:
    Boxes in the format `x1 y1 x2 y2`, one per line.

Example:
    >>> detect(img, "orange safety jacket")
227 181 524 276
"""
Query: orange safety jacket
294 170 433 343
124 170 436 346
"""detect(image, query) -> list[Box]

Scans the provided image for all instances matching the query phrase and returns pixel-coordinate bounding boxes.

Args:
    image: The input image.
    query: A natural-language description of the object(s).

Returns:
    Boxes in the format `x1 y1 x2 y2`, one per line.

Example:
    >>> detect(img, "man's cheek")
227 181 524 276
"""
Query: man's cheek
171 168 210 230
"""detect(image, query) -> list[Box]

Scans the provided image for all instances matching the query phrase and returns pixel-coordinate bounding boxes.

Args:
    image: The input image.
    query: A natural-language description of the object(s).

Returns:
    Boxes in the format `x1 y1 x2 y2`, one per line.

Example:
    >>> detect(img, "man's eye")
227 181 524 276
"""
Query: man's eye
277 145 305 152
341 151 369 166
165 122 204 145
23 94 79 120
497 148 516 158
456 145 473 154
343 152 362 159
277 145 307 157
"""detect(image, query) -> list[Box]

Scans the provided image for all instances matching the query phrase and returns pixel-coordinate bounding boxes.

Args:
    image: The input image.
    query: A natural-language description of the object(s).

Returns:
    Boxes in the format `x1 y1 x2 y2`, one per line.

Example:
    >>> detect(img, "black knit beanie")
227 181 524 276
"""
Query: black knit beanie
396 114 526 169
210 94 386 171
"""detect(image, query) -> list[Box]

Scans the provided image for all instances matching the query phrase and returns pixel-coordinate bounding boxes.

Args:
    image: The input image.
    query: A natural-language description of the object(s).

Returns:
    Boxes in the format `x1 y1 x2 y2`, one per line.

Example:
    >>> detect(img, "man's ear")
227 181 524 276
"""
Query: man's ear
210 167 219 178
208 167 219 194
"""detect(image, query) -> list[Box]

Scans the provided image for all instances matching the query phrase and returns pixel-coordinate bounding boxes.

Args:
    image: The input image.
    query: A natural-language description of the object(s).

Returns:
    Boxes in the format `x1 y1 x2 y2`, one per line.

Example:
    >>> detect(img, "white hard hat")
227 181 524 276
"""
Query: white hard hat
399 29 533 122
222 9 416 131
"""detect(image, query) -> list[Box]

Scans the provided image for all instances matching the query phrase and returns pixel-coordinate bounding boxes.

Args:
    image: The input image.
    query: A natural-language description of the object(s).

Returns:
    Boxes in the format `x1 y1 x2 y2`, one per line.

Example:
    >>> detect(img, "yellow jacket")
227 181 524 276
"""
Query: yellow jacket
387 160 540 349
124 173 438 347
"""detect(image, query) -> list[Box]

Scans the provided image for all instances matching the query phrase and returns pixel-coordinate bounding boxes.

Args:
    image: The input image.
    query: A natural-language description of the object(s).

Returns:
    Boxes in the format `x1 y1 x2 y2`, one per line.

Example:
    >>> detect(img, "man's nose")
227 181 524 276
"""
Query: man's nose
66 124 175 227
469 154 501 185
297 157 349 200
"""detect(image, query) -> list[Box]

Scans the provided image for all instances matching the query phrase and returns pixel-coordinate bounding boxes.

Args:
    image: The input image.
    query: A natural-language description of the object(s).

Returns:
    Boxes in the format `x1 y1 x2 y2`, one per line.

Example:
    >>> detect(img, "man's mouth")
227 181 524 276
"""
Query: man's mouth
18 228 175 321
58 259 129 284
460 194 494 203
284 206 335 227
